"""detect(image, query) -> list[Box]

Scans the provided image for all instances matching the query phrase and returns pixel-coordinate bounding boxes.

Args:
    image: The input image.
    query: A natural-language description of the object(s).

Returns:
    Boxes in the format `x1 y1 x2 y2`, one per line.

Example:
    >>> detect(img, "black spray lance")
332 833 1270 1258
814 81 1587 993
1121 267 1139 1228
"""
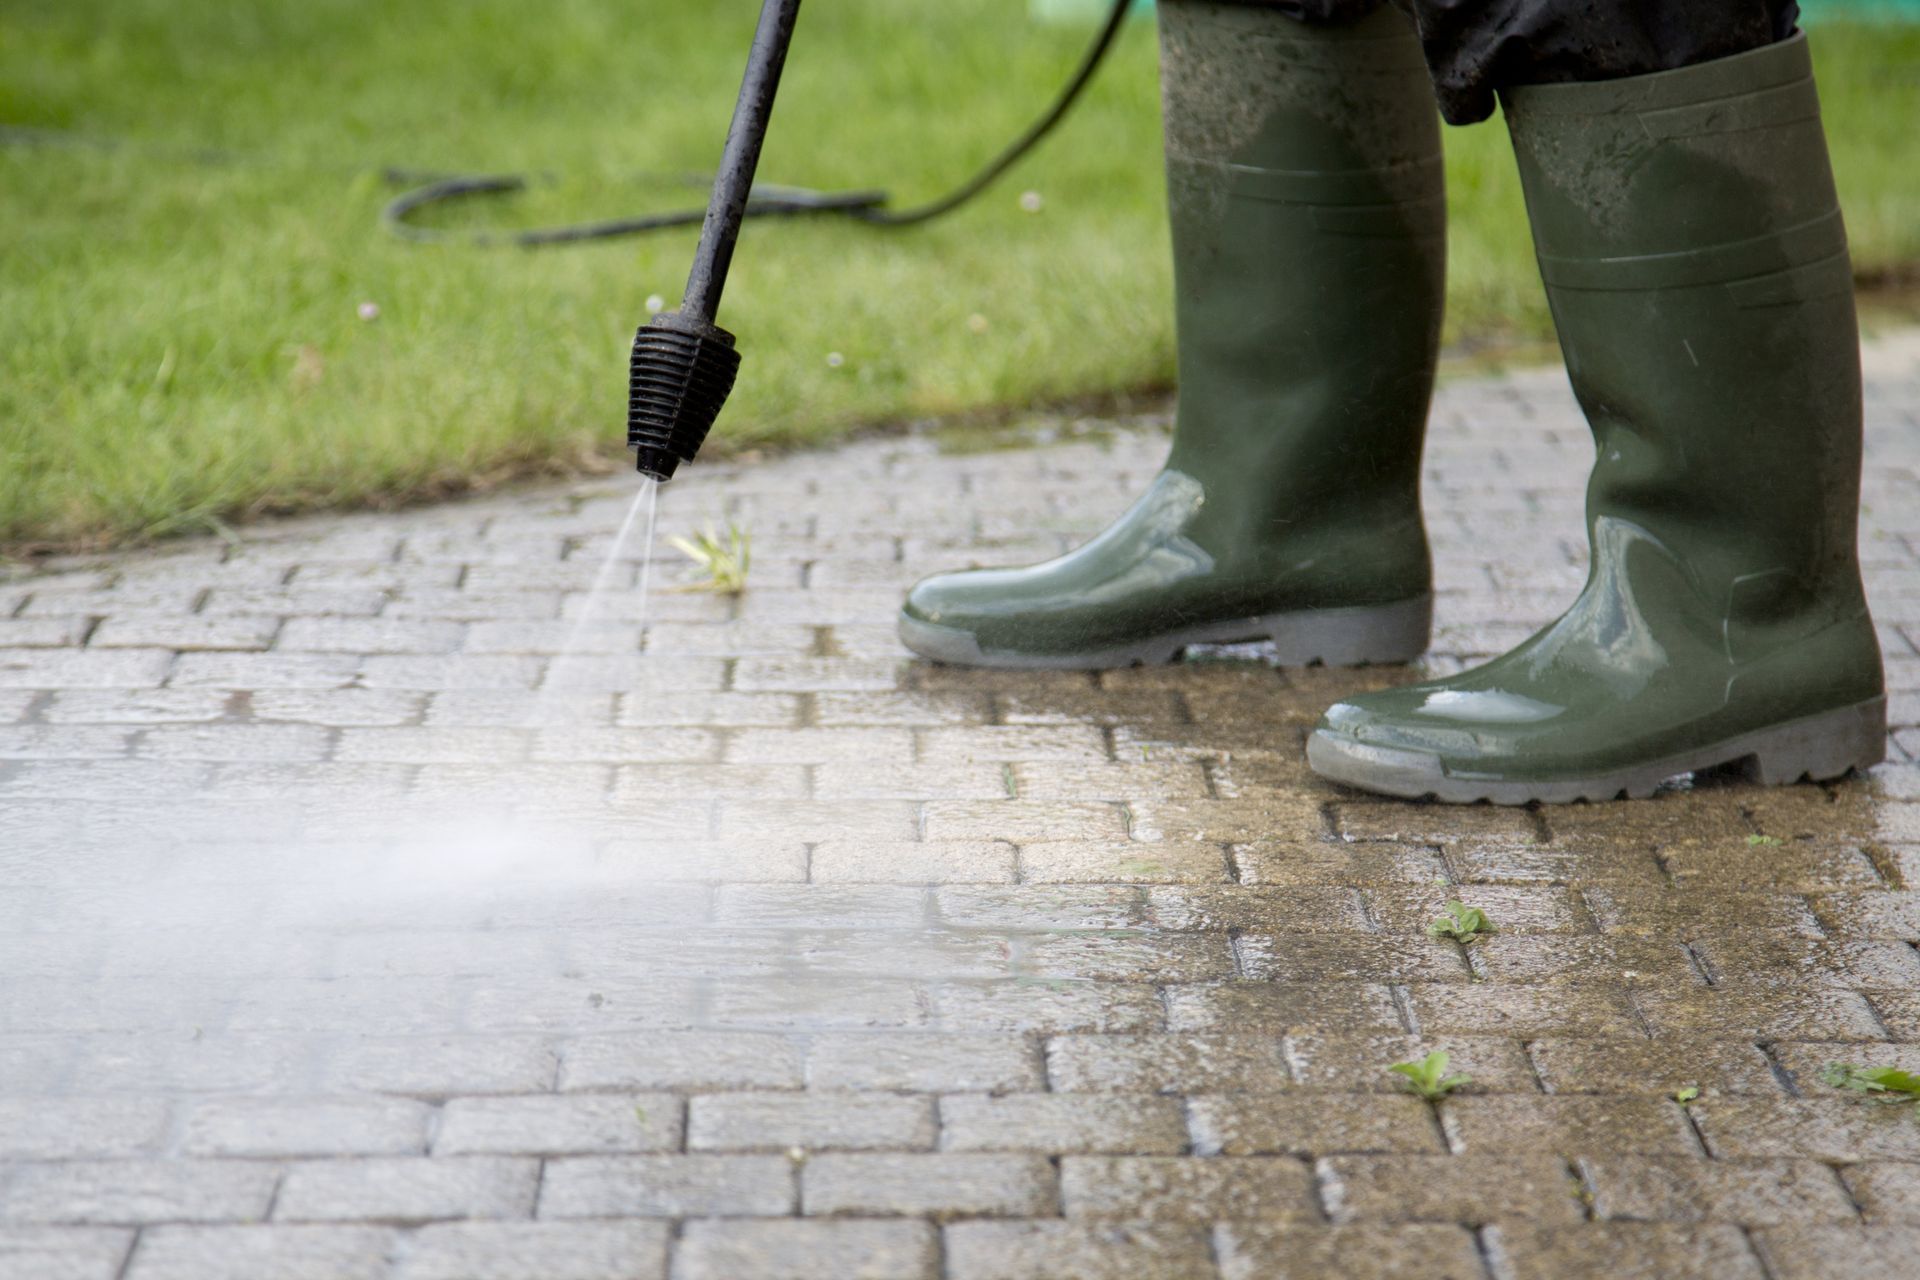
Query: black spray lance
627 0 804 481
614 0 1133 480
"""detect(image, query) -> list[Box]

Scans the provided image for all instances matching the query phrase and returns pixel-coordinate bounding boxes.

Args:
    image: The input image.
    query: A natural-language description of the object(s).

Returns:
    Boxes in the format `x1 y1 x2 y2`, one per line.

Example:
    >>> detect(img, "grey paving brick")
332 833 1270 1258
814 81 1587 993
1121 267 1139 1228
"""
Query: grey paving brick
807 1034 1043 1093
672 1219 936 1280
944 1221 1213 1280
274 1156 538 1223
0 649 173 688
179 1097 431 1157
0 1228 133 1280
398 1221 669 1280
539 1156 796 1218
90 617 279 651
436 1095 683 1155
803 1154 1056 1218
939 1094 1188 1155
560 1032 805 1092
0 1099 170 1160
124 1224 399 1280
689 1093 934 1152
1216 1223 1487 1280
0 1160 279 1225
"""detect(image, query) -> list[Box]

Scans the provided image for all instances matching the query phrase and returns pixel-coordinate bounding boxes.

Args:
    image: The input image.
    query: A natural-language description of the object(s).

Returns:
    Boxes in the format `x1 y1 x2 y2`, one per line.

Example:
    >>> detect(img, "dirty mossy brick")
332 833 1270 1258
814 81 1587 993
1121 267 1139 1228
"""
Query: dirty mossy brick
1581 1156 1856 1226
1142 885 1373 933
1634 984 1888 1042
1405 982 1643 1040
1318 1154 1585 1225
1190 1094 1444 1156
1060 1156 1318 1223
1233 933 1469 985
395 1221 669 1280
1752 1224 1920 1280
1233 840 1447 887
1841 1162 1920 1223
1048 1034 1291 1094
1581 886 1825 937
1216 1223 1486 1280
673 1219 936 1280
1528 1037 1781 1097
1284 1033 1540 1095
273 1157 539 1223
1331 802 1539 845
1364 884 1585 935
1017 840 1231 884
1020 932 1235 984
1466 934 1698 985
1444 839 1665 887
1441 1096 1701 1158
1127 796 1326 844
938 1094 1189 1155
943 1221 1214 1280
1694 1098 1920 1161
1161 982 1405 1035
803 1154 1057 1218
688 1093 935 1152
1486 1222 1768 1280
434 1095 683 1155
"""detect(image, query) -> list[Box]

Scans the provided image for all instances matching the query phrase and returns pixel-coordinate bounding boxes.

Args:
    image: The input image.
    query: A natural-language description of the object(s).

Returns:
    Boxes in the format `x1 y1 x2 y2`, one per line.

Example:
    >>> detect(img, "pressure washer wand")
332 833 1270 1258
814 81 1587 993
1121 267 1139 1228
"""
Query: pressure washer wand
627 0 804 481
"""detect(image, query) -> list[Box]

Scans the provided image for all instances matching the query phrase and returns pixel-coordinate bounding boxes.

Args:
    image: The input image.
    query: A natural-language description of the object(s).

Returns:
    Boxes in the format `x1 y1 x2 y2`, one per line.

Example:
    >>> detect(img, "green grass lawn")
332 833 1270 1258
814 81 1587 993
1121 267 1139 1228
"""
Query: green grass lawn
5 0 1918 550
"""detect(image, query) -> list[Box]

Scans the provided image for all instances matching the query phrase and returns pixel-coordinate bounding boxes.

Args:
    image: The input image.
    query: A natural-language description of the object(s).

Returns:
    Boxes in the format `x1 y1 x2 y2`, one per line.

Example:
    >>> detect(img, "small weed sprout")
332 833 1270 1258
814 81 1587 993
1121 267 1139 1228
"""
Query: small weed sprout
1428 900 1495 944
1673 1086 1700 1107
669 522 751 594
1391 1049 1472 1101
1823 1063 1920 1119
1745 834 1783 847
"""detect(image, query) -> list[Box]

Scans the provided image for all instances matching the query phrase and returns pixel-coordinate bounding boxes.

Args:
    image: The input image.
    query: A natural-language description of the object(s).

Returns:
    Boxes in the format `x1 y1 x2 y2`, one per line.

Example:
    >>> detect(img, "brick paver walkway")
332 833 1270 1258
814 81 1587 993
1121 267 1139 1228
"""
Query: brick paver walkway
2 333 1919 1280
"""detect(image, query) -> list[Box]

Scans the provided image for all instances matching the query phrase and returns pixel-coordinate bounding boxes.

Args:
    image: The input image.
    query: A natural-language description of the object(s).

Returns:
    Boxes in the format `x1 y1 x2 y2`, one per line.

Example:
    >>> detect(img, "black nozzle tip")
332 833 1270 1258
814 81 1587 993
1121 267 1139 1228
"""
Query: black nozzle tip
634 445 681 482
627 311 741 480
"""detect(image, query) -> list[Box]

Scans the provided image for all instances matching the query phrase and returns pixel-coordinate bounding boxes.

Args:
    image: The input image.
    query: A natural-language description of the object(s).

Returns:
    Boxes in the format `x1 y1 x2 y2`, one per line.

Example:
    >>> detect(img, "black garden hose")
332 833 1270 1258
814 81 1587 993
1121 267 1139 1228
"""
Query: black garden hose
380 0 1135 248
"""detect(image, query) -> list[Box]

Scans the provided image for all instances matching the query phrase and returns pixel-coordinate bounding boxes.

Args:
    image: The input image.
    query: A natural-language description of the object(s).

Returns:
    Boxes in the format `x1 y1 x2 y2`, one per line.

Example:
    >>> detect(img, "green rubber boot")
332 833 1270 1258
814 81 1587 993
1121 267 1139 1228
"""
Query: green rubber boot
1308 32 1887 805
898 1 1445 669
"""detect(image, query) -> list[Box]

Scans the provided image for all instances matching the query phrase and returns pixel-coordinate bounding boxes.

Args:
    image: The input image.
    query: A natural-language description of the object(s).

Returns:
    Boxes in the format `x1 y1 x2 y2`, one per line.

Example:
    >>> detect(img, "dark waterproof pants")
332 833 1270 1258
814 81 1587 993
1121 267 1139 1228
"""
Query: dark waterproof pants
1266 0 1801 123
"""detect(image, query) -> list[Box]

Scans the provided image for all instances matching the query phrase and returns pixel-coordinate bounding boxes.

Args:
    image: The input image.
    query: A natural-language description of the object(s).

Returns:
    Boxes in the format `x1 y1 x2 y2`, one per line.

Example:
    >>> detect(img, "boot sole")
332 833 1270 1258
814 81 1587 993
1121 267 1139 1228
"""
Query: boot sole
898 596 1432 671
1306 695 1888 805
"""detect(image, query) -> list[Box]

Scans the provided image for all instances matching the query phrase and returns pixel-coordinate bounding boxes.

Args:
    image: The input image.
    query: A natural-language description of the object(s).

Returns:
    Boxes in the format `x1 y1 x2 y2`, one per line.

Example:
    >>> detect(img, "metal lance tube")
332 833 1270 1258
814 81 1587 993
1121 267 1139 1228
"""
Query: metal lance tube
627 0 804 481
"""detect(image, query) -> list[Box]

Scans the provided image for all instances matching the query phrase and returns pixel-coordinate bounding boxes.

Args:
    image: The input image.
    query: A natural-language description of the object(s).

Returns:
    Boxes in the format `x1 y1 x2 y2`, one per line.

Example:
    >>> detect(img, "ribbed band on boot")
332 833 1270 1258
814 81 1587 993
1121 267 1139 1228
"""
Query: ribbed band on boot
1501 33 1850 300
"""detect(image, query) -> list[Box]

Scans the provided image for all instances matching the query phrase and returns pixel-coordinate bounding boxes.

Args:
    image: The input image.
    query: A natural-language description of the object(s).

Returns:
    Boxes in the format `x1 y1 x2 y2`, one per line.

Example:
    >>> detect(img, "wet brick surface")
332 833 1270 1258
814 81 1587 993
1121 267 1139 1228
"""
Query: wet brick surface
1 332 1918 1278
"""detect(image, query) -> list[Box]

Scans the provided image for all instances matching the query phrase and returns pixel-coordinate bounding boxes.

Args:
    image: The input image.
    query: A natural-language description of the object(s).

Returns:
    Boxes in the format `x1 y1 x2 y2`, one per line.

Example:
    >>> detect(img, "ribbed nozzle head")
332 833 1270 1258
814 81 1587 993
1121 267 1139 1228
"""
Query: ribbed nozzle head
627 311 742 481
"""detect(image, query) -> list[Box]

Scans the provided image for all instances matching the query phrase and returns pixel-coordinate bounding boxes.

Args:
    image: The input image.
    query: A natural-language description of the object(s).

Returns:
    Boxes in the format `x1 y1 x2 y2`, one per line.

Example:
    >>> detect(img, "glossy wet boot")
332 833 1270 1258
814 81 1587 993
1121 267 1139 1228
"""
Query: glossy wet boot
1309 33 1887 804
899 1 1445 669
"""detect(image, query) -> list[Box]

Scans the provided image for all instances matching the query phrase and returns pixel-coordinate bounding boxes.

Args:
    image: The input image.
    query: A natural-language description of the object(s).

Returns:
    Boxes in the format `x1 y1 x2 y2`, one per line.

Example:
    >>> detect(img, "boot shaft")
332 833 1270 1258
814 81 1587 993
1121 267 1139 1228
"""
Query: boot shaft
1502 35 1870 643
1156 2 1445 540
